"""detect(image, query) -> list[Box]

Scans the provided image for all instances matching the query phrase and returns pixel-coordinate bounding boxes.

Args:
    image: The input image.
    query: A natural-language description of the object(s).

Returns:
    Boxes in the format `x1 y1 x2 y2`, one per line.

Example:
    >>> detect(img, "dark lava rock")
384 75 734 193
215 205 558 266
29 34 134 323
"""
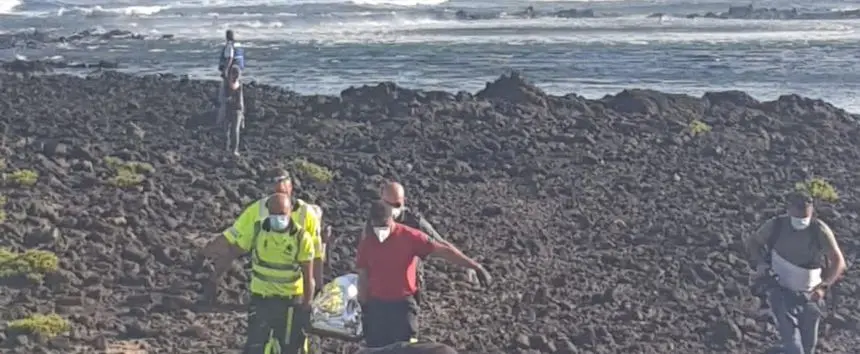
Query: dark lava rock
650 5 860 20
1 59 119 74
1 70 859 353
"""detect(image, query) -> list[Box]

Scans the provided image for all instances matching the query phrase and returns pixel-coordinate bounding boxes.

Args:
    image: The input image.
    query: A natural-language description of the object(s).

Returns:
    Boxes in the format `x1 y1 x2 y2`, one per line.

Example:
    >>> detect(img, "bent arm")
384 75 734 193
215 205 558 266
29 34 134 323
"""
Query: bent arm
301 261 315 304
745 219 772 269
313 259 324 291
201 235 246 280
819 222 847 286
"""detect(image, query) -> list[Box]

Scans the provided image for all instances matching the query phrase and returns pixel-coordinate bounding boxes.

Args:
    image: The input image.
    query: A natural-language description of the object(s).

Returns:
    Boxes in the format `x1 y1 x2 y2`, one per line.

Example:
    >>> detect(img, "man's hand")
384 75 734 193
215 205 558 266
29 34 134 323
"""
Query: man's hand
811 283 828 301
322 225 333 245
465 269 479 284
473 264 492 287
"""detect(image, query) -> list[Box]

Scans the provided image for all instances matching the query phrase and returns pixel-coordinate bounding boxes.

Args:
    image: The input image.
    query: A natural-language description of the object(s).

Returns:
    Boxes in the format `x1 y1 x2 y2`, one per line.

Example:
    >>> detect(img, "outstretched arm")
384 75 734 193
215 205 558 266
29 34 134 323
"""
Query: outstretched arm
202 204 256 288
744 218 772 271
200 236 246 284
427 242 481 270
410 230 480 271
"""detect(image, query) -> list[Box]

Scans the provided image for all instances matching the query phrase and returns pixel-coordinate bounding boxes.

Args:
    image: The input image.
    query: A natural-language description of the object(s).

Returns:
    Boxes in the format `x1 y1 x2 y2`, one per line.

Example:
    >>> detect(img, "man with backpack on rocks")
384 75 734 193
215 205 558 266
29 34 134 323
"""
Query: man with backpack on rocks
746 191 847 354
216 29 245 152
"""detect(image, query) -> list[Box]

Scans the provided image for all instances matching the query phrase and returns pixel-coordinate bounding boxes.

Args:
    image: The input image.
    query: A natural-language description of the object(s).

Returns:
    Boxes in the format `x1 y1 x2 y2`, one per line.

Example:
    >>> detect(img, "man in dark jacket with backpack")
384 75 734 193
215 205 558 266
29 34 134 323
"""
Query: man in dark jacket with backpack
745 191 847 354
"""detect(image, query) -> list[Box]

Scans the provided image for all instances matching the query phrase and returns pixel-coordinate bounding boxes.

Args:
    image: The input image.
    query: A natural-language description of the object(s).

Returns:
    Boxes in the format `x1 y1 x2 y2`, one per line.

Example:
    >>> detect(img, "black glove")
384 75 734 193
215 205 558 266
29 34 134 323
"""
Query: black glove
473 265 492 287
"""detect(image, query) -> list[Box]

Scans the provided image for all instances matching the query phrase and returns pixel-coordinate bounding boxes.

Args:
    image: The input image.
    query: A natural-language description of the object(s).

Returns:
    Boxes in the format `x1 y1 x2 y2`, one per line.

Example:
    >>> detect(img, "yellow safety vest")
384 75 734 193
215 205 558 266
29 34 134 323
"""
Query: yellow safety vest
224 196 325 261
248 220 312 297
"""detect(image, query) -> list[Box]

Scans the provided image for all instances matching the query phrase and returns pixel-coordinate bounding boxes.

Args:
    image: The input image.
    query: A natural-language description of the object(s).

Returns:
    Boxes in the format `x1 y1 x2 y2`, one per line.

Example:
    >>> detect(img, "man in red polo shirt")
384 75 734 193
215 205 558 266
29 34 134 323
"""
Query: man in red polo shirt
356 200 492 349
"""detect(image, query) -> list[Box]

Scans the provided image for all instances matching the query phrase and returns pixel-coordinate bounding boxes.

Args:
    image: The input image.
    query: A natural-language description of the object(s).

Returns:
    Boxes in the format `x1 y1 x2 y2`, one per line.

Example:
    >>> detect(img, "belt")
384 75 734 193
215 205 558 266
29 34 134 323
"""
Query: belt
251 293 299 300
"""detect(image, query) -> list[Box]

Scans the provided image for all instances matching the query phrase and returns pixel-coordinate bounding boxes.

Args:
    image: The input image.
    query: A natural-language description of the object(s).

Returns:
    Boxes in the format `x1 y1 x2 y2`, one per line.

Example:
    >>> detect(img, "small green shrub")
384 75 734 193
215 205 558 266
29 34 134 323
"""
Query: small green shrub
6 169 38 186
795 178 839 203
104 156 154 188
0 248 60 280
688 120 712 136
291 158 334 184
0 158 6 170
7 314 70 338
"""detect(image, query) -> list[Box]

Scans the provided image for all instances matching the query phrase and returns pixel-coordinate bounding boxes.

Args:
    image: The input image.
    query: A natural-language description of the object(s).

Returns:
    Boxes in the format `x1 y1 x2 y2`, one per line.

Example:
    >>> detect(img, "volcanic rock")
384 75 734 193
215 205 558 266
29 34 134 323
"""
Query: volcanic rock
650 5 860 20
0 70 859 353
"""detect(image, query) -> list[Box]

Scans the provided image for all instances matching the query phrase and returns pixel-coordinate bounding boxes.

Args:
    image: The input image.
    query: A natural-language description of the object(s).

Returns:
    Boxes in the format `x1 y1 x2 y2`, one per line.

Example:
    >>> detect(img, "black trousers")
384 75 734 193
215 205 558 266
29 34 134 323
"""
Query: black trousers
244 294 310 354
362 296 419 348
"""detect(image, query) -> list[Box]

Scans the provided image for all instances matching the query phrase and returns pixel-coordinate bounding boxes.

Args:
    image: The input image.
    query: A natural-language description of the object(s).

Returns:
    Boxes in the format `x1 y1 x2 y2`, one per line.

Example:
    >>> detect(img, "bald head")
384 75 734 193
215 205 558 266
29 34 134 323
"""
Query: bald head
268 193 292 215
380 181 405 207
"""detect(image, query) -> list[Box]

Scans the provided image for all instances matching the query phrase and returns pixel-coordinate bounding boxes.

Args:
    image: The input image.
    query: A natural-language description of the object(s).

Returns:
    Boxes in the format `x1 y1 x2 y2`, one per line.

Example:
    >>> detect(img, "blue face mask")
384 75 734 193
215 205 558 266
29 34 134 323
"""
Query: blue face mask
269 215 290 231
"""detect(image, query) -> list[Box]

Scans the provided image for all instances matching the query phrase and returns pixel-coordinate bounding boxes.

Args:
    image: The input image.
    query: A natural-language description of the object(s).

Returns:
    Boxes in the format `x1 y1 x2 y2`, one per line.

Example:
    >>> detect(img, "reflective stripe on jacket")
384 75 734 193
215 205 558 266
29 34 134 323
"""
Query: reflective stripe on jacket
248 220 314 296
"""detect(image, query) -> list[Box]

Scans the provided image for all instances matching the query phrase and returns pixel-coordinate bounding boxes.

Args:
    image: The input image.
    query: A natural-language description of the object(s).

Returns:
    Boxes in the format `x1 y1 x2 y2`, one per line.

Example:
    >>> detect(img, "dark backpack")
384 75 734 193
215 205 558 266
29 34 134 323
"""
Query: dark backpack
218 42 245 71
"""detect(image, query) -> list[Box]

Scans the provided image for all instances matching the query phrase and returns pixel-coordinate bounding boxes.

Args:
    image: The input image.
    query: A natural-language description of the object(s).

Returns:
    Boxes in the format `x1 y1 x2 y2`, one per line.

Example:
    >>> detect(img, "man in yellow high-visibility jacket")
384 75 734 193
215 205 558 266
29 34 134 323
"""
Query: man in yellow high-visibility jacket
204 169 326 298
204 193 315 354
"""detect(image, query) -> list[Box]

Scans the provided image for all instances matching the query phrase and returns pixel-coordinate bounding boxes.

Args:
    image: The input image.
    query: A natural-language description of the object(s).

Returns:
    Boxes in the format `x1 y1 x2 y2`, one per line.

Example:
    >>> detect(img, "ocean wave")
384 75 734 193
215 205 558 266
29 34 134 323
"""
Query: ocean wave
138 14 857 46
56 4 168 17
0 0 22 13
349 0 447 7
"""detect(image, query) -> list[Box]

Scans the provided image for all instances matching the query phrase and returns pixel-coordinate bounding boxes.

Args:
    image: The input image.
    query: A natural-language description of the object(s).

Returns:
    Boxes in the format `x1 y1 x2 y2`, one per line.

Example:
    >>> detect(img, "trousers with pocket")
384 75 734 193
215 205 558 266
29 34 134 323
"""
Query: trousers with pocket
244 294 310 354
361 296 419 348
768 286 824 354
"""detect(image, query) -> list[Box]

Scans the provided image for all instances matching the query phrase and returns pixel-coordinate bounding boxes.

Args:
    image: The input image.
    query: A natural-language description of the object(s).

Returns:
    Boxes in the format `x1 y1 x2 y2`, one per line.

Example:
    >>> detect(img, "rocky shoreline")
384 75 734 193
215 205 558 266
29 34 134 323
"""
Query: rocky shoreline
0 70 859 353
449 5 860 21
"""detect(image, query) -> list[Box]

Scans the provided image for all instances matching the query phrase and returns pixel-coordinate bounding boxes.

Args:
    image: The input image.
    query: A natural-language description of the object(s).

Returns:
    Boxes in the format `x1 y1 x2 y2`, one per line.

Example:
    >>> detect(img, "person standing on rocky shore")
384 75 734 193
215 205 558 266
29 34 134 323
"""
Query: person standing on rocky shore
376 181 477 306
216 29 244 135
201 193 316 354
221 64 245 156
356 200 491 348
200 170 326 299
745 191 847 354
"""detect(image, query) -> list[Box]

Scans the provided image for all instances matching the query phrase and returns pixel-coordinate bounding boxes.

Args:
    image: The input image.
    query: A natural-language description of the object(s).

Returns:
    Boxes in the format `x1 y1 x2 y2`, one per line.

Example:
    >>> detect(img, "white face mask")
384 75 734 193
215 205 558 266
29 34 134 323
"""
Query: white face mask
374 227 391 243
790 216 812 230
391 207 403 219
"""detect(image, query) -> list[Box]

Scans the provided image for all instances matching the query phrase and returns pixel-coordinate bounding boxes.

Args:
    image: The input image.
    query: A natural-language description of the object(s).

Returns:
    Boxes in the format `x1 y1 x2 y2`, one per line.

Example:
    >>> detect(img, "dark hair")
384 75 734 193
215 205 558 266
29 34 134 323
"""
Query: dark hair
786 190 813 209
225 29 234 41
368 200 393 227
